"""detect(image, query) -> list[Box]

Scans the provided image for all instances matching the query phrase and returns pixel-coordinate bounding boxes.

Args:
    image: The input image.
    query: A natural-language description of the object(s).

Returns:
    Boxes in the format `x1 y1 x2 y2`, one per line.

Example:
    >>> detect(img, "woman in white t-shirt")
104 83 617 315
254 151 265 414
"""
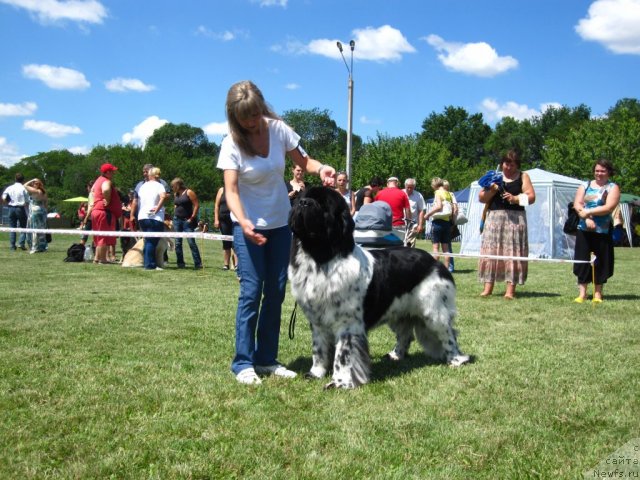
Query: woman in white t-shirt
217 80 336 385
136 167 168 270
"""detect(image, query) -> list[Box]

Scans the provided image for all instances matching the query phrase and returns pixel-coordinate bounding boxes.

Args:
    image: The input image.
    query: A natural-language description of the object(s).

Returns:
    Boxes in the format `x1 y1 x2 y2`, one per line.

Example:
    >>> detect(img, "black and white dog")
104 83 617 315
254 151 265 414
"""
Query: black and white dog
288 186 470 389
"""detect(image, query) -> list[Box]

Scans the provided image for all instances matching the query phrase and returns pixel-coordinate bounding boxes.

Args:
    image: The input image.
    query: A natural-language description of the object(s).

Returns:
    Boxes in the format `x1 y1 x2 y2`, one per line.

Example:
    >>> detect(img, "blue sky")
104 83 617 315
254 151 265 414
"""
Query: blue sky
1 0 639 167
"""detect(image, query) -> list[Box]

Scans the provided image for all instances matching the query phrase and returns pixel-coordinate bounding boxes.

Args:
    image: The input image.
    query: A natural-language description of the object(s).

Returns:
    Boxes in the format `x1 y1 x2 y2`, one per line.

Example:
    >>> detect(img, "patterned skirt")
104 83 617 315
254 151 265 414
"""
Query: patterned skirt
478 209 529 285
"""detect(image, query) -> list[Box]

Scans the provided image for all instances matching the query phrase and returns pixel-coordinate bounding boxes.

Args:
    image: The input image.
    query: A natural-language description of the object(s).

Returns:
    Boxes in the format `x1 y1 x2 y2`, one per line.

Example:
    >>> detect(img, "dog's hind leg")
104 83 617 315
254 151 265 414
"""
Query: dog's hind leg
415 314 469 367
326 329 370 389
386 318 414 361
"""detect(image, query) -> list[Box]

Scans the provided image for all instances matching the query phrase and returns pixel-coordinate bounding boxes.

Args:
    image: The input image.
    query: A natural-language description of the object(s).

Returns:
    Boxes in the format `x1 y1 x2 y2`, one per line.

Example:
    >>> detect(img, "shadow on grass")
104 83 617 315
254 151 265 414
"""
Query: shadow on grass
599 293 640 301
287 353 477 385
515 291 562 299
450 269 475 274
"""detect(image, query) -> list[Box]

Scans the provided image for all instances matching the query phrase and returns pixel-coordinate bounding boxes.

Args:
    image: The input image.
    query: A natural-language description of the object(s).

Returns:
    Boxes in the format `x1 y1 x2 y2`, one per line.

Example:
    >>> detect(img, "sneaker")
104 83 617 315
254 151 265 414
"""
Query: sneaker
194 265 203 270
155 267 164 271
236 368 262 385
19 245 27 251
177 264 186 269
255 364 297 378
222 265 230 271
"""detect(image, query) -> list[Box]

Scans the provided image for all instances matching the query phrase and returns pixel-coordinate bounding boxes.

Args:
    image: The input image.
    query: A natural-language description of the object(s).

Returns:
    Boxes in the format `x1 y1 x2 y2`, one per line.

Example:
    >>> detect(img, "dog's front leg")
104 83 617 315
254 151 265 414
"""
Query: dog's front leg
325 329 370 389
305 326 332 380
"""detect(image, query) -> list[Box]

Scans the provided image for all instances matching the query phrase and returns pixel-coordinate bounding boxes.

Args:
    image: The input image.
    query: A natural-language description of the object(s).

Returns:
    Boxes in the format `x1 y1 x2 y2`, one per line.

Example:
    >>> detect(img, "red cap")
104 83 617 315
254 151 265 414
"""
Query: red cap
100 163 118 173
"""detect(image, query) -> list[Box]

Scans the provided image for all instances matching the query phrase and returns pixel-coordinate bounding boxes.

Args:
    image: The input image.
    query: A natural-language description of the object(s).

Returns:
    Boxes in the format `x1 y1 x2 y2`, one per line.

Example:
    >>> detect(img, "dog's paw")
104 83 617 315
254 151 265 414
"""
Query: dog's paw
323 380 355 390
303 371 322 381
448 354 471 367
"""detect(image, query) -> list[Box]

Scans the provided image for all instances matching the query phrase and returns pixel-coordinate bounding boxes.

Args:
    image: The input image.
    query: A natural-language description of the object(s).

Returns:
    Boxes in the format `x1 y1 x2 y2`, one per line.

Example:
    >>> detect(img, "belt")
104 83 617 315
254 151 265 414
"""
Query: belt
9 204 25 207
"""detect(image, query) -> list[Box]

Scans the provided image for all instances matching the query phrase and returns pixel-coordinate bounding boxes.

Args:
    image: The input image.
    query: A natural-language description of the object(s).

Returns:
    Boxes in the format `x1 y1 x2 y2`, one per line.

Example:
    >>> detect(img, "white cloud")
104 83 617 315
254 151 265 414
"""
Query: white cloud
23 119 82 138
22 64 90 90
122 115 168 146
0 136 24 166
105 77 156 93
0 0 108 24
425 34 518 77
360 115 381 125
202 121 228 137
195 25 246 42
575 0 640 54
0 101 37 116
67 145 90 155
251 0 287 7
285 83 300 90
275 25 416 63
480 98 562 122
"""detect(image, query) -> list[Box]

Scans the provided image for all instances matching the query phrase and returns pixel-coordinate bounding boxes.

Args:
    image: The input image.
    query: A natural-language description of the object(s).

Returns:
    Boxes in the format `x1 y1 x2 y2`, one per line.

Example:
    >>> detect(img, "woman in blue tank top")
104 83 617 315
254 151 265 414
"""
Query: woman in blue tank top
572 158 620 303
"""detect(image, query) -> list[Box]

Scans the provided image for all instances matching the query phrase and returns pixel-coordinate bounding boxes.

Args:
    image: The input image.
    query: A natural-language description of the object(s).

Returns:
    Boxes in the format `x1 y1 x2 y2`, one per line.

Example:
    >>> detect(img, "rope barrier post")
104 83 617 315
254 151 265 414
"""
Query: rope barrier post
197 230 206 276
590 251 597 307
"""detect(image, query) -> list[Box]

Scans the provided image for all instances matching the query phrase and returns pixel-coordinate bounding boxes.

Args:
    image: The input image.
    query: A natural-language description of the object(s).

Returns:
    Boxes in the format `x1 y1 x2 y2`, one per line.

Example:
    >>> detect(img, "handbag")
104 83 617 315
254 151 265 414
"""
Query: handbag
46 233 52 243
455 210 468 226
432 192 453 220
563 202 580 235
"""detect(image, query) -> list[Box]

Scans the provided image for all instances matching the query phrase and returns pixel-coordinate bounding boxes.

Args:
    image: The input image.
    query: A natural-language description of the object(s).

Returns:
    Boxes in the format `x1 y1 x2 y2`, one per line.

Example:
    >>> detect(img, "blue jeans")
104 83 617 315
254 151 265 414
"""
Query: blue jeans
173 217 202 268
8 206 28 249
138 218 164 269
231 223 291 375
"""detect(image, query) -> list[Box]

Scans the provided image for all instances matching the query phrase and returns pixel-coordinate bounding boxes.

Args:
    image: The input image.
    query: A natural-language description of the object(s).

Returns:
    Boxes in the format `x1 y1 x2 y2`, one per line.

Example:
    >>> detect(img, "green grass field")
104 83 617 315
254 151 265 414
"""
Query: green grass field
1 232 639 479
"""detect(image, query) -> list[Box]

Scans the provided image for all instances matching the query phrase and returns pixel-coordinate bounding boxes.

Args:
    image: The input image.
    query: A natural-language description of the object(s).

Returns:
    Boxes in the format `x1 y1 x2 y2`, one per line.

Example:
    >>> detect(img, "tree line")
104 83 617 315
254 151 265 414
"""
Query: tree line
1 97 638 218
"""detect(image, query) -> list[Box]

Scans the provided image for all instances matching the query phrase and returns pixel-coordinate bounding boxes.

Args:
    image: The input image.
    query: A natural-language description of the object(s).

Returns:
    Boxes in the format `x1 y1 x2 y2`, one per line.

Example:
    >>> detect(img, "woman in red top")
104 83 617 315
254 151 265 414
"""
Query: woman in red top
90 163 122 264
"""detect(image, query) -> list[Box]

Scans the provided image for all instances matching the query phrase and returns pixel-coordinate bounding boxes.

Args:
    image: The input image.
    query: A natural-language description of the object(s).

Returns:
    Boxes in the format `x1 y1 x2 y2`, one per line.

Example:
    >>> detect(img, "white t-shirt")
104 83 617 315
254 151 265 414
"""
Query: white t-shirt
217 118 300 229
2 182 29 206
403 189 426 221
136 180 166 222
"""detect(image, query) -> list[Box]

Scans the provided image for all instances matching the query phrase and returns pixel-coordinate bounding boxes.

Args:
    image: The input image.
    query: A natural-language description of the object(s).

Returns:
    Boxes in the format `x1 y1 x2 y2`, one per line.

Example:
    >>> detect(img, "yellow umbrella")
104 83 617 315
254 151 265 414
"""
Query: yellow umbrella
63 196 89 202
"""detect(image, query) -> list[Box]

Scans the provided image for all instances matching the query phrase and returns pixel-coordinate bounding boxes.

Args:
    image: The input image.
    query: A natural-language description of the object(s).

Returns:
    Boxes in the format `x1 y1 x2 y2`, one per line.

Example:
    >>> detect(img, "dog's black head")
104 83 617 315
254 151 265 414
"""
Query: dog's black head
289 186 355 264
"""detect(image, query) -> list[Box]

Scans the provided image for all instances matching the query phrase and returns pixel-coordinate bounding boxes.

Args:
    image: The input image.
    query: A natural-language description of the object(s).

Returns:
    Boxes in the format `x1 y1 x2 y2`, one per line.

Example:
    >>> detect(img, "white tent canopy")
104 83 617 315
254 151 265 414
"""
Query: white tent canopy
460 168 585 260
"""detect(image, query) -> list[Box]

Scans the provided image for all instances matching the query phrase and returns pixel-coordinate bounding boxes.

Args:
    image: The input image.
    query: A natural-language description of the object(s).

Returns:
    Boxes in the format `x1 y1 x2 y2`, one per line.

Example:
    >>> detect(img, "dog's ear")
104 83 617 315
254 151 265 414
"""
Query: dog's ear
341 205 354 238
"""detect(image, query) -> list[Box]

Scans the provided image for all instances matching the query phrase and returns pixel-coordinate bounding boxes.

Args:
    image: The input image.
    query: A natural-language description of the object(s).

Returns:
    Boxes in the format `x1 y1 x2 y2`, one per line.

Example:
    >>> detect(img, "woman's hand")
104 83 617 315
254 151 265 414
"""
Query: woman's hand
577 208 591 219
585 218 596 230
240 218 266 245
501 192 516 204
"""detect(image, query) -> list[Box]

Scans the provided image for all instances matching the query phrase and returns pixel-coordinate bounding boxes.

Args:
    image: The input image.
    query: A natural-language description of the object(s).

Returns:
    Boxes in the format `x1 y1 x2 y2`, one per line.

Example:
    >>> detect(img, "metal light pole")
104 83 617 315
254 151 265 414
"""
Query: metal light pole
337 40 355 191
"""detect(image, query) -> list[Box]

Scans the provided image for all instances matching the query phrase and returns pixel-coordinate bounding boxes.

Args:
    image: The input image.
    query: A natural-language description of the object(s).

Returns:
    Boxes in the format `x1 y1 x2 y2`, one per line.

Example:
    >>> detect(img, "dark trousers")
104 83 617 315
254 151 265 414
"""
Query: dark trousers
8 206 28 248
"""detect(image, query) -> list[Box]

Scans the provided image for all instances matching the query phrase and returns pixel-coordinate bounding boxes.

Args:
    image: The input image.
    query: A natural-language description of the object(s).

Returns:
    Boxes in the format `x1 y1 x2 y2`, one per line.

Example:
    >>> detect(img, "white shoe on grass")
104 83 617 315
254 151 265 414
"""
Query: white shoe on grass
255 364 297 378
236 368 262 385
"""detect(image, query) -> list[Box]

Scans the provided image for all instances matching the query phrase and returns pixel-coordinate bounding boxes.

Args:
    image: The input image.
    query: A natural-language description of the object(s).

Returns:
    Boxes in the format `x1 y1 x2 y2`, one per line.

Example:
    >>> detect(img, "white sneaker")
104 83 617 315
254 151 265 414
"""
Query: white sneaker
255 364 297 378
236 368 262 385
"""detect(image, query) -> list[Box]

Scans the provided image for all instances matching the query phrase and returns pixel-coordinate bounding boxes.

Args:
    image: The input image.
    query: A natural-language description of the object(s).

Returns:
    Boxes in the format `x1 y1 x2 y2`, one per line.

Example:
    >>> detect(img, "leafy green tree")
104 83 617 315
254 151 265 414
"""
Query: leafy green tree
607 98 640 123
543 116 640 194
420 106 492 166
484 117 541 168
146 123 219 159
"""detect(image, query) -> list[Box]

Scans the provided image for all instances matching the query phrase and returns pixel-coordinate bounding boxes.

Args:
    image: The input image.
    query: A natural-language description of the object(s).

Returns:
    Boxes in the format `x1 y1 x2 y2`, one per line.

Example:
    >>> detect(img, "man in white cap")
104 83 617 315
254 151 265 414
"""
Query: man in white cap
403 178 426 248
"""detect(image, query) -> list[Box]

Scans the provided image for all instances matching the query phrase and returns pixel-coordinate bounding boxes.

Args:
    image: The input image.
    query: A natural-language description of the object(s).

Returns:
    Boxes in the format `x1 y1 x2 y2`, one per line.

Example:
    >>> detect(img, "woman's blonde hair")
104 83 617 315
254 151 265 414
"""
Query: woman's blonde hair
226 80 280 157
148 167 161 178
431 177 444 191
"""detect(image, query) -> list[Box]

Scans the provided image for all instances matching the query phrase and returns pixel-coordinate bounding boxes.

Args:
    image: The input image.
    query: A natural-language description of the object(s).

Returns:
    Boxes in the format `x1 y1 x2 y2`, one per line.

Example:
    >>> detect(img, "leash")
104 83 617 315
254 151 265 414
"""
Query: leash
288 302 298 339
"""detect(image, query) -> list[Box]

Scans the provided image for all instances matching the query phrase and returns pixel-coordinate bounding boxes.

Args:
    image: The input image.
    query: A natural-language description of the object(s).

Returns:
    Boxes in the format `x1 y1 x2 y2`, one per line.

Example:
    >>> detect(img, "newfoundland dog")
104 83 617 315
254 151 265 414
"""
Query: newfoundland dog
288 186 470 389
